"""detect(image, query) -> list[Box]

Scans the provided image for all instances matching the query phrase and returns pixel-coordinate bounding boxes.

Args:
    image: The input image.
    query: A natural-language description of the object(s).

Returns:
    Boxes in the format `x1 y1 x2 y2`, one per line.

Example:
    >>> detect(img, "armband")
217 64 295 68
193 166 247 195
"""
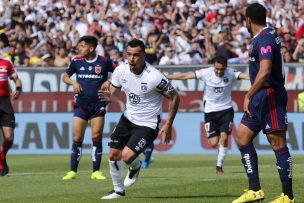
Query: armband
16 86 22 92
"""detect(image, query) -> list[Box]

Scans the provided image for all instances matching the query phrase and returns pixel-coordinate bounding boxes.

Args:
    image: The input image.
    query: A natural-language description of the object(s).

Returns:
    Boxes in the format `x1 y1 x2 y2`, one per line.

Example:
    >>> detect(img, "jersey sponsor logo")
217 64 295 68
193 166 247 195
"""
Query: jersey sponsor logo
157 79 168 90
260 45 272 55
214 86 224 93
95 65 102 74
80 66 85 71
141 82 148 92
78 74 102 79
128 93 140 104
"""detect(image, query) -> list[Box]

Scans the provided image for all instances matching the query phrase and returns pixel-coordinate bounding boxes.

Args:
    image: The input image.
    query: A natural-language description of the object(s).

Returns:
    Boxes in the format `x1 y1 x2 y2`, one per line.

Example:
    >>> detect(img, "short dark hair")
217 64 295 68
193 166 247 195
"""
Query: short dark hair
246 3 266 26
78 35 98 49
127 38 146 51
214 56 227 66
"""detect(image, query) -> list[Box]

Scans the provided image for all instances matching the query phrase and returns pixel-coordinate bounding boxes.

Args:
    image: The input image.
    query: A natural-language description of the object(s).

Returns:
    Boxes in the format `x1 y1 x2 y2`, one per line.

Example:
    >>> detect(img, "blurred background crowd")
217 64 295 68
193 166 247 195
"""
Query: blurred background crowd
0 0 303 67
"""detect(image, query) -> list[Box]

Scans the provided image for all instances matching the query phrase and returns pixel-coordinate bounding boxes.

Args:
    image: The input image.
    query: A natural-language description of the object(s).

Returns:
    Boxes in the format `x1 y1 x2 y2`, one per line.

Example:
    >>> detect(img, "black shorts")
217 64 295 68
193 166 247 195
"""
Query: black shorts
204 108 234 138
0 96 15 128
109 114 159 155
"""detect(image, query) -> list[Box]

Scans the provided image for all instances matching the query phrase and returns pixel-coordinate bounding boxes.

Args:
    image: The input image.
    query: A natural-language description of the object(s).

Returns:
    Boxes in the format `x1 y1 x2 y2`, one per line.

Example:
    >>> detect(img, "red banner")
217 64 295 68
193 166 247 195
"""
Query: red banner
12 91 301 113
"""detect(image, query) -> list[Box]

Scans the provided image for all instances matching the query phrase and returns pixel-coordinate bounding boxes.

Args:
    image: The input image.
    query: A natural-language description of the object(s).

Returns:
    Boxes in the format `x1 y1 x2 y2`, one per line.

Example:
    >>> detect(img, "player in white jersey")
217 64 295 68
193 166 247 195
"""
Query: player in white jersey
100 39 180 199
167 56 249 175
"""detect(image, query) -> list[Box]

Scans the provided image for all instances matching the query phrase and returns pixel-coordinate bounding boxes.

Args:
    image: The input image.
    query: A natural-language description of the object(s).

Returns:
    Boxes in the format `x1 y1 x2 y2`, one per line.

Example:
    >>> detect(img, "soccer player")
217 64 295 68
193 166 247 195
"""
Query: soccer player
232 3 294 203
62 35 116 180
167 56 249 175
0 55 22 176
100 38 180 199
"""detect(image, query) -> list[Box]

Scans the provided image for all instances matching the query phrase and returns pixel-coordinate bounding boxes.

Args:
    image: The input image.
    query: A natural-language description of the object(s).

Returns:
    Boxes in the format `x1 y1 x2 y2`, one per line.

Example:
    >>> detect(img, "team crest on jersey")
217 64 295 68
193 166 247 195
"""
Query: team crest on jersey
95 65 102 74
129 93 140 104
141 82 148 92
223 77 229 83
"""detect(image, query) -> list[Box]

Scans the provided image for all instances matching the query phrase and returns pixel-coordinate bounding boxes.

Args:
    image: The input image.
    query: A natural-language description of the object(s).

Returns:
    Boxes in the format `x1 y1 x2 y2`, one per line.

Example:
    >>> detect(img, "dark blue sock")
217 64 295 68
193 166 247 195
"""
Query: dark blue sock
144 143 154 163
71 141 82 172
274 147 293 199
239 143 260 191
92 137 102 172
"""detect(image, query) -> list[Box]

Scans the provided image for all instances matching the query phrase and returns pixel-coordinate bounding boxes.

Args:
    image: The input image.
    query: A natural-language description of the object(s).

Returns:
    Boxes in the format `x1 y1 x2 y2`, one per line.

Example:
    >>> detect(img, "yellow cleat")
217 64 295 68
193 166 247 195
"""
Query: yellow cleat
62 171 77 180
91 171 106 180
232 189 265 203
269 193 295 203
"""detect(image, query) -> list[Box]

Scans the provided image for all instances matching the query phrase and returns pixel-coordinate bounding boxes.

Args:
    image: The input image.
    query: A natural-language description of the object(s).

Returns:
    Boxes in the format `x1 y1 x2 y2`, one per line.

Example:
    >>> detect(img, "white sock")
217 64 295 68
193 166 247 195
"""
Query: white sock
129 156 140 170
109 160 125 192
217 145 228 167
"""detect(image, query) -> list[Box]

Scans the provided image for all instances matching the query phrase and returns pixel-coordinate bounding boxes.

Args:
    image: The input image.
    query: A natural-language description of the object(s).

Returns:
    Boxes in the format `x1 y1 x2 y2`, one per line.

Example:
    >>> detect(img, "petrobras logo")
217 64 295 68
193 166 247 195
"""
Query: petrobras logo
95 65 102 74
78 74 102 79
243 153 253 173
260 45 272 55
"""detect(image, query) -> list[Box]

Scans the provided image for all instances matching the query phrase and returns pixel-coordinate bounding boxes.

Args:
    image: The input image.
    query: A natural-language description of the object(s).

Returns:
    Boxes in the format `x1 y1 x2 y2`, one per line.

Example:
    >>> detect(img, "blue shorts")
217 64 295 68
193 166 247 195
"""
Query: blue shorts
74 100 107 121
241 87 288 134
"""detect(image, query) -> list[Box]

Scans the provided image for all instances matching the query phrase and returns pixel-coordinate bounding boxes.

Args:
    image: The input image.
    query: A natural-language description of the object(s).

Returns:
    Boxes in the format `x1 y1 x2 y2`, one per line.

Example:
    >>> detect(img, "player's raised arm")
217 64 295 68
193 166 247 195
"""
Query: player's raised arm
166 72 196 80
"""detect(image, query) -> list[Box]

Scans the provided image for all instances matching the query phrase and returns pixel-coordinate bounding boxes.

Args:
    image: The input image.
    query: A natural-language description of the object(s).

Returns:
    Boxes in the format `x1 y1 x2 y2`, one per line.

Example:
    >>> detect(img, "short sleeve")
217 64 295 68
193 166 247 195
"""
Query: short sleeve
111 65 123 88
195 68 210 81
65 60 76 76
258 36 275 60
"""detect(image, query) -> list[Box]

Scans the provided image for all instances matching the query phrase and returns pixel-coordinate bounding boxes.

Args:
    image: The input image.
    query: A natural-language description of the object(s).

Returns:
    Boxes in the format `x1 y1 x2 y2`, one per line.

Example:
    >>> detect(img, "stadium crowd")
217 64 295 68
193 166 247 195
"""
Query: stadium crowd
0 0 303 67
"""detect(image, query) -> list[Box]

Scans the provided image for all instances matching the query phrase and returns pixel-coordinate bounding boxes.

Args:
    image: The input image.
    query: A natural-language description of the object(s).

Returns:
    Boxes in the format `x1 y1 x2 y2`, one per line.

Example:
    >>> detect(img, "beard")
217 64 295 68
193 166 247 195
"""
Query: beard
246 25 253 36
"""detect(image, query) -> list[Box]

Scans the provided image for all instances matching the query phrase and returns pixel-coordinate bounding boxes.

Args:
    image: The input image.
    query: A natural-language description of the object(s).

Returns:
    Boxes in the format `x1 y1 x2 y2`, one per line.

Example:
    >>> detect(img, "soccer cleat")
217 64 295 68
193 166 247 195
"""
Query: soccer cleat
216 166 224 175
124 161 141 187
91 171 106 180
101 190 125 199
62 171 77 180
141 161 150 169
0 159 9 176
269 193 295 203
232 189 265 203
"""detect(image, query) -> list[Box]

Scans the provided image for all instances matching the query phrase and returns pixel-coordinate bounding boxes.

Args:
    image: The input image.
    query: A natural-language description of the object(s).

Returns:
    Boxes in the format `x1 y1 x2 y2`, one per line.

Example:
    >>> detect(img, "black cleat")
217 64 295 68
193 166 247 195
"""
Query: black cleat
0 159 9 176
216 166 224 175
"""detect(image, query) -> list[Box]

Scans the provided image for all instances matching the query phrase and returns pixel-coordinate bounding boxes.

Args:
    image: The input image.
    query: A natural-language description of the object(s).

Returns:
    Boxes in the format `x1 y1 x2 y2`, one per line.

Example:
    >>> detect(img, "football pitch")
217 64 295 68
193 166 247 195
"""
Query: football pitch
0 154 303 203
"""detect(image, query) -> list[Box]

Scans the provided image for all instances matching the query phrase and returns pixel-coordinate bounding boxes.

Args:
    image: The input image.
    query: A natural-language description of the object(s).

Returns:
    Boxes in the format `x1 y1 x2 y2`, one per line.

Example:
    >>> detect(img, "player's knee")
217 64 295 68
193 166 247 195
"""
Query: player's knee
108 150 121 161
210 142 218 148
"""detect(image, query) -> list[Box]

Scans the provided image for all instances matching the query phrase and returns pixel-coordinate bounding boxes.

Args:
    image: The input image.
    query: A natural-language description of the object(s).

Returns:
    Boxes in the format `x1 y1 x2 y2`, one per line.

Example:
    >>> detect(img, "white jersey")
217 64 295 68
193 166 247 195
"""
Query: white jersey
195 67 241 113
111 62 170 129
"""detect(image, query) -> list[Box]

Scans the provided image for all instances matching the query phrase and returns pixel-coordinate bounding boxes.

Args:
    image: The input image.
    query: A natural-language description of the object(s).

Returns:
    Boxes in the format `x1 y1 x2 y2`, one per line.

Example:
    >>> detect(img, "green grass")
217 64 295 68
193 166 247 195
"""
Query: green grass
0 154 303 203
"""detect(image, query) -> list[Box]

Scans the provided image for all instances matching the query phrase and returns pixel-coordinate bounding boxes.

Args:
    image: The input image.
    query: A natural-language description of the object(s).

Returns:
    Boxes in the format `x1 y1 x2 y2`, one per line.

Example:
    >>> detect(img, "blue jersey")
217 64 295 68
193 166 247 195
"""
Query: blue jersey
65 55 116 106
248 27 284 87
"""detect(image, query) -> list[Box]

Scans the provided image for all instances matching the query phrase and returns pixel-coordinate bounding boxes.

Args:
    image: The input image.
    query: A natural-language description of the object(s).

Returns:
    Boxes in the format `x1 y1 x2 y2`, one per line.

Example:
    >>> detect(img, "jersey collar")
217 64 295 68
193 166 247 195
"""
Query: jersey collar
84 55 98 63
253 26 268 39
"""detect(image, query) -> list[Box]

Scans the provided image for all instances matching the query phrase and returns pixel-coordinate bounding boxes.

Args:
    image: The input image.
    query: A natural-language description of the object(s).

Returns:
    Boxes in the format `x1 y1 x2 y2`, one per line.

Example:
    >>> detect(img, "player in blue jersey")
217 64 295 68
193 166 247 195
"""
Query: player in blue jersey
62 35 116 180
232 3 294 203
